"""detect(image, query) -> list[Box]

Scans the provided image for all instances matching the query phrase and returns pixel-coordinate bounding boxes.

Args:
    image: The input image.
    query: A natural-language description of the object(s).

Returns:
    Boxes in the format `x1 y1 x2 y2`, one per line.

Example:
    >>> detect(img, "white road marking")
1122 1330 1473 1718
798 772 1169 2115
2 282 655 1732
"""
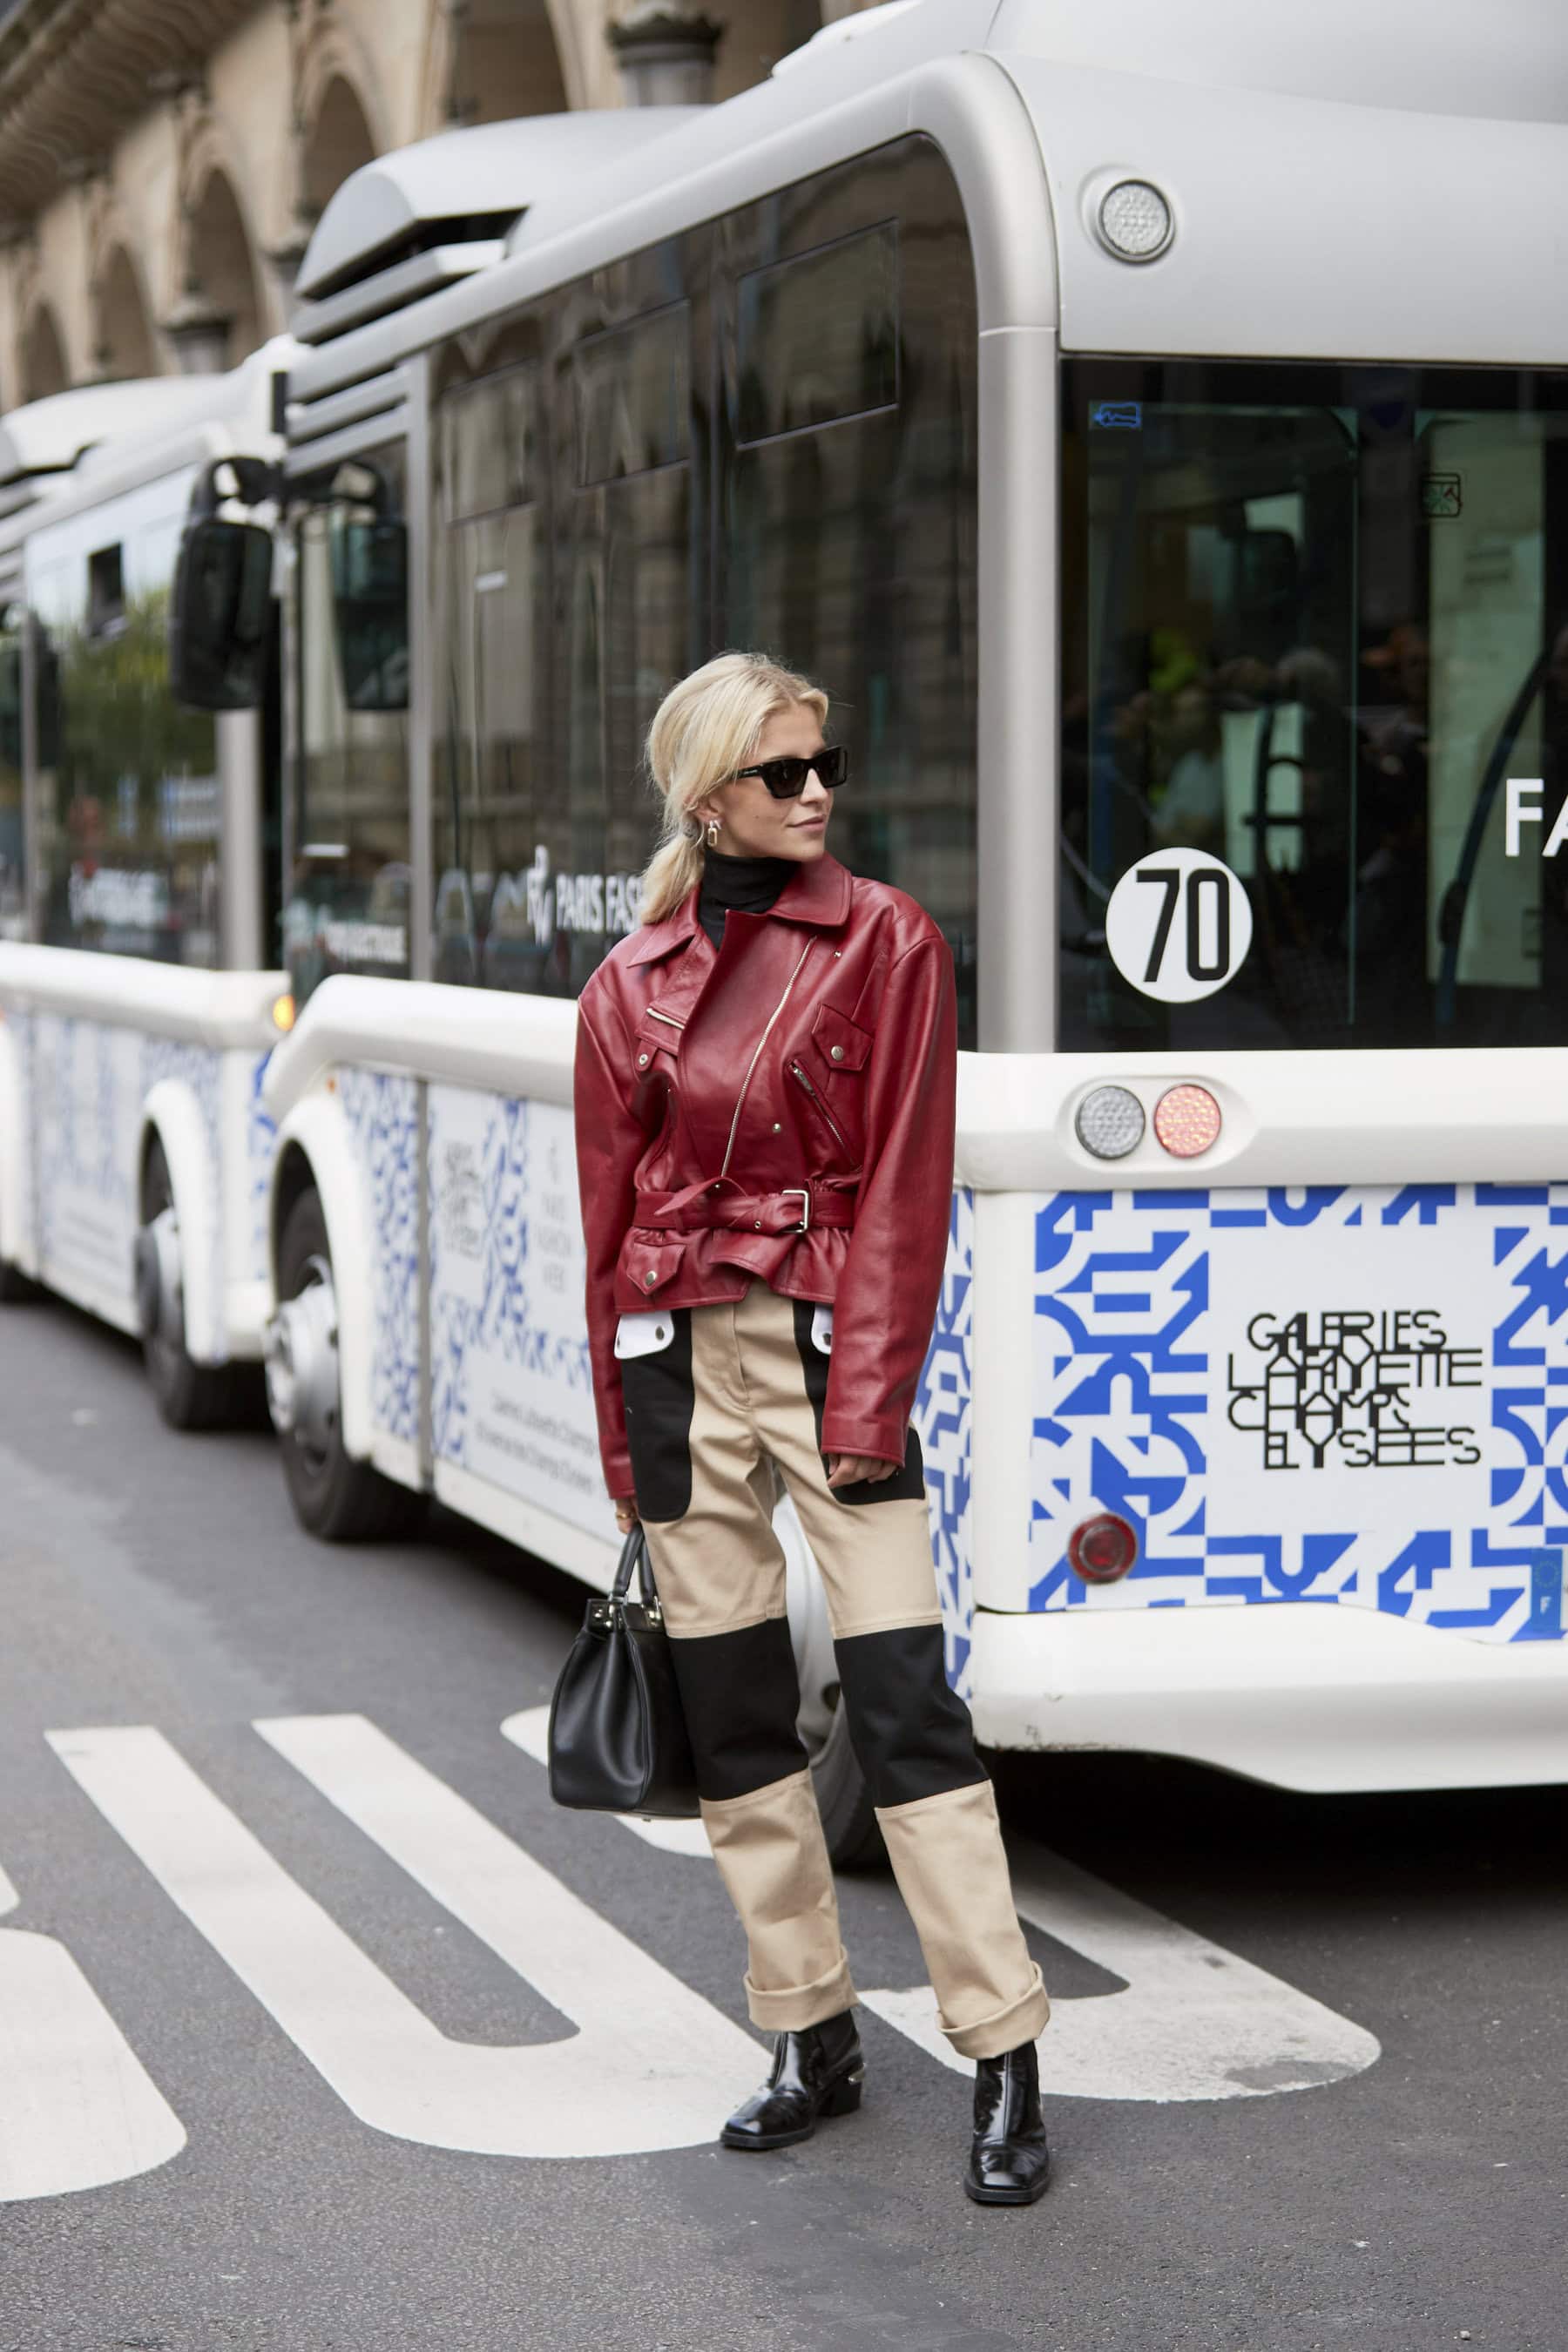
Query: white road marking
860 1844 1381 2102
49 1720 763 2160
499 1714 1380 2104
501 1705 712 1856
0 1855 186 2200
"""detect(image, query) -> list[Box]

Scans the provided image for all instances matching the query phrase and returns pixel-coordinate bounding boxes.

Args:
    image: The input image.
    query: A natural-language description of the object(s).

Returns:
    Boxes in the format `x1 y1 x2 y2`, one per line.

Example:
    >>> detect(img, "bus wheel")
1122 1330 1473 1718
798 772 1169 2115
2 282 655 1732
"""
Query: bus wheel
136 1137 237 1431
789 1538 883 1869
267 1184 413 1543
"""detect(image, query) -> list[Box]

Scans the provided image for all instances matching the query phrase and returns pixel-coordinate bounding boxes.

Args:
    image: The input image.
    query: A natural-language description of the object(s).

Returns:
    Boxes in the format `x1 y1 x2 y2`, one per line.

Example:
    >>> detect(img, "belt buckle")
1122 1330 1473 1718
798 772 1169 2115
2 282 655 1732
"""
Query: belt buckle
781 1186 810 1232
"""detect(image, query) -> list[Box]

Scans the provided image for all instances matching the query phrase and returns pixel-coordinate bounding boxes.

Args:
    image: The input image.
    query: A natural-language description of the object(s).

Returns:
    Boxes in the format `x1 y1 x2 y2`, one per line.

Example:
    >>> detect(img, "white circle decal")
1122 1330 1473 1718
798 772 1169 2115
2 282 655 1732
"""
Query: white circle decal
1104 848 1253 1004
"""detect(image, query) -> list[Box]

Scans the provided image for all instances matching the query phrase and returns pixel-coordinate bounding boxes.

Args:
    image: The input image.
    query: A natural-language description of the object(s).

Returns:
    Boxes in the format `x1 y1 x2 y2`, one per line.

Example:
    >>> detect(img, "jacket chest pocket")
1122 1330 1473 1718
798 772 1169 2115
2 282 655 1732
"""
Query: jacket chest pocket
808 1001 872 1082
792 1004 872 1151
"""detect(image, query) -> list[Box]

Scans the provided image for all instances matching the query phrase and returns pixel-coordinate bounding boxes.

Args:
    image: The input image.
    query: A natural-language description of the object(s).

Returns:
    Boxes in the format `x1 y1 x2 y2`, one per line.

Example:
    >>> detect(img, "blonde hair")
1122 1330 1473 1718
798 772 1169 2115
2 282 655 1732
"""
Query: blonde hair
635 652 829 925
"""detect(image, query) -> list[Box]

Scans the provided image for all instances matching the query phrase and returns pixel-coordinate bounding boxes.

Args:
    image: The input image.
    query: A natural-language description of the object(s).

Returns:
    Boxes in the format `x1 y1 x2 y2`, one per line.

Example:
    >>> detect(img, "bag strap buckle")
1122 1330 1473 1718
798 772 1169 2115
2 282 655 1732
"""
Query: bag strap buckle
781 1186 810 1232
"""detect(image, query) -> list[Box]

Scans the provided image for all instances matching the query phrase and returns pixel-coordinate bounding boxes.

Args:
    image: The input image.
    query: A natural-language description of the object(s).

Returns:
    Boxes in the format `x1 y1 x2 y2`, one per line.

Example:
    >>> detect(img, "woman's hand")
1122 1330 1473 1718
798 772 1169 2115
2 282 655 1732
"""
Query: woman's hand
825 1453 896 1490
612 1494 640 1531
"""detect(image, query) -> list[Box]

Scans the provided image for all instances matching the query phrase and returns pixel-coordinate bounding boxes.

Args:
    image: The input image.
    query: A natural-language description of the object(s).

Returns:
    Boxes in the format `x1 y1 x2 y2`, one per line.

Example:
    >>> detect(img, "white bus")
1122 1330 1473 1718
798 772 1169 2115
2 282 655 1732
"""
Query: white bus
0 348 294 1425
165 0 1568 1848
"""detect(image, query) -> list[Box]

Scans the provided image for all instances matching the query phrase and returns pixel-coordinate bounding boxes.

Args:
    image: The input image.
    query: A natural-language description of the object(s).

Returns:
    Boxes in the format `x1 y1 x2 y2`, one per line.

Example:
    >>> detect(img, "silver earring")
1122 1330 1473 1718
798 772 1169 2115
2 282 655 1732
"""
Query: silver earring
706 818 720 850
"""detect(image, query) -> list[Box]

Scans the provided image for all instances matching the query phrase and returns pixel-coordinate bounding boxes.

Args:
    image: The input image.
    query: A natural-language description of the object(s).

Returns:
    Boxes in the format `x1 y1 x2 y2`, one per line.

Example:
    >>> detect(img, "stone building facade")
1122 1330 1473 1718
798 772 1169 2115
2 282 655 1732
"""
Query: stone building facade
0 0 860 406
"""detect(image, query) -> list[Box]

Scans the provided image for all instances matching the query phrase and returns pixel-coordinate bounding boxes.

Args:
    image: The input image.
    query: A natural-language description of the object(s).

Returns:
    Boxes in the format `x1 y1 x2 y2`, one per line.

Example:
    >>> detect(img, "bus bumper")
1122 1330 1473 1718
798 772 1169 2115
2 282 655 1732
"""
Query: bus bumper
967 1601 1568 1793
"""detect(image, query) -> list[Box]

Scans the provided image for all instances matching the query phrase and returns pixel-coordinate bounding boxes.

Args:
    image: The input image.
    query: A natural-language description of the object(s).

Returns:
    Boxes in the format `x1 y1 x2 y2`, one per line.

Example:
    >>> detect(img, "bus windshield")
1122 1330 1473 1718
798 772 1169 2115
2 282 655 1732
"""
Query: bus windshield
1060 358 1568 1051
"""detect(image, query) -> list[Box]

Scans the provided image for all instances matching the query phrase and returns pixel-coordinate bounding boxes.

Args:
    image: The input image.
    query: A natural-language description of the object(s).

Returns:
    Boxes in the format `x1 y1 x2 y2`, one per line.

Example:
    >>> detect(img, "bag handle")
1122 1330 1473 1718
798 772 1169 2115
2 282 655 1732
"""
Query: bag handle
610 1524 660 1612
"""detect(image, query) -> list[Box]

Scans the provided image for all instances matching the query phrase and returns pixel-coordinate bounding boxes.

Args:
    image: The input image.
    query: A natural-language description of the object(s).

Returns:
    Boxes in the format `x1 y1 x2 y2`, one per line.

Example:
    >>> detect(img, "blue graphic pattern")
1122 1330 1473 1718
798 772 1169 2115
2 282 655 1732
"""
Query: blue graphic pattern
338 1068 420 1444
29 1014 237 1361
33 1016 136 1250
1030 1184 1568 1646
914 1186 974 1695
245 1053 276 1283
427 1089 593 1471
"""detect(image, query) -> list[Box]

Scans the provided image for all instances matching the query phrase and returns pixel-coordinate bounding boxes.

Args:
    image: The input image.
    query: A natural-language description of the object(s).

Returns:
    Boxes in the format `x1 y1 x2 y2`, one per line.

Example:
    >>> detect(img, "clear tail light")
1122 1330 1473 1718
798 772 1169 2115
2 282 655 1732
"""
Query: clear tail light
1074 1085 1146 1160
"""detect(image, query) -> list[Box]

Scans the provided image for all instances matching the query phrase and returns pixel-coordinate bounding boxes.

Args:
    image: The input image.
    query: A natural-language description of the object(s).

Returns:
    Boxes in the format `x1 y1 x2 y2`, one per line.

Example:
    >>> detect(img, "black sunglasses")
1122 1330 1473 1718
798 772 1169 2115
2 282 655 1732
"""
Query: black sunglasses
728 746 848 799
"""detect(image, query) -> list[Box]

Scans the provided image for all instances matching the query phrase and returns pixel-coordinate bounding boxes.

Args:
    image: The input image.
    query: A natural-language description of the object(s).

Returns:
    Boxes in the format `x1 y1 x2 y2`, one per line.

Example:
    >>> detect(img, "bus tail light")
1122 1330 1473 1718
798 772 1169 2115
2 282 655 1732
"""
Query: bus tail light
1153 1084 1220 1159
1066 1512 1139 1585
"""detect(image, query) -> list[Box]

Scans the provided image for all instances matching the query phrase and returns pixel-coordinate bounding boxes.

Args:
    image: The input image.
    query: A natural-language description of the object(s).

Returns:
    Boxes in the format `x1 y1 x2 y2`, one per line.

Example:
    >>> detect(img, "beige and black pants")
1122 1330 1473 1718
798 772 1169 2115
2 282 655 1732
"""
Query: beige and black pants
618 1277 1049 2063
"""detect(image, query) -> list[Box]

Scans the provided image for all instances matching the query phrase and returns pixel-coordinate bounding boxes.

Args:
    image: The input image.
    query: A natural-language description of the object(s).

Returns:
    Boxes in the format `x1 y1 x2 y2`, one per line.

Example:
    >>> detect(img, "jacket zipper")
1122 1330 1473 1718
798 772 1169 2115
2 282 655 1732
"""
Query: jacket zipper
718 942 813 1179
787 1059 848 1155
645 1007 685 1029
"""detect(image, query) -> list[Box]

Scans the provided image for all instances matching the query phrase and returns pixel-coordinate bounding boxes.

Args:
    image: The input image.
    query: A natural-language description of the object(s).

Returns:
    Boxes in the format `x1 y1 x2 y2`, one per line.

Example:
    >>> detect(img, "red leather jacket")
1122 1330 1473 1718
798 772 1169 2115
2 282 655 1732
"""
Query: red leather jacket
573 851 956 1500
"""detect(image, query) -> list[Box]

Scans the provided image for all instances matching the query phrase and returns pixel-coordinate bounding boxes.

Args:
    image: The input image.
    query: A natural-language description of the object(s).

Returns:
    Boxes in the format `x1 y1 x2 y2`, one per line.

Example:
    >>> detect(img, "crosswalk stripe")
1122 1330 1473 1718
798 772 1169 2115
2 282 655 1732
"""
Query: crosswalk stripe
0 1856 186 2201
50 1720 762 2160
860 1843 1382 2102
499 1710 1380 2103
500 1707 711 1855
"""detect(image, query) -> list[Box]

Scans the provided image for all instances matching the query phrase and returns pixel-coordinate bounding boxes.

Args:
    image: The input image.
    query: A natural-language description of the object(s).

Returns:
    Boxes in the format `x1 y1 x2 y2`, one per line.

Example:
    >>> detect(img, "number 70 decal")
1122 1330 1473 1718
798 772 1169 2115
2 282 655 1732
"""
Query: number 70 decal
1105 848 1253 1003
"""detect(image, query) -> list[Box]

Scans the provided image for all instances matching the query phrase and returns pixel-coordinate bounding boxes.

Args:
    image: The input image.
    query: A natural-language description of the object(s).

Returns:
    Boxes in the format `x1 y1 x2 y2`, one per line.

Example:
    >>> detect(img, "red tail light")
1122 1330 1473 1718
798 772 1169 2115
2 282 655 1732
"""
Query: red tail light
1152 1084 1221 1159
1067 1512 1139 1585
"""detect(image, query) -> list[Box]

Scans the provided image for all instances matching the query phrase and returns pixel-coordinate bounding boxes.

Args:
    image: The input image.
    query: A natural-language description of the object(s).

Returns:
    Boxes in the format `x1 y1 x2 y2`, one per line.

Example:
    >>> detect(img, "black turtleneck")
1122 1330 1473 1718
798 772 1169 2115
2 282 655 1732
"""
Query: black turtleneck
698 848 794 948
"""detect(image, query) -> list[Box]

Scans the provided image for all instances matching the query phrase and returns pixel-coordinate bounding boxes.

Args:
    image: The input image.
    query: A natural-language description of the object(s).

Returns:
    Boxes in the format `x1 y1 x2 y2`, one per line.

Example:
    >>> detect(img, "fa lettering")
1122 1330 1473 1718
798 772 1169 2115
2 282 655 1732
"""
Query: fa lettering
1505 779 1568 856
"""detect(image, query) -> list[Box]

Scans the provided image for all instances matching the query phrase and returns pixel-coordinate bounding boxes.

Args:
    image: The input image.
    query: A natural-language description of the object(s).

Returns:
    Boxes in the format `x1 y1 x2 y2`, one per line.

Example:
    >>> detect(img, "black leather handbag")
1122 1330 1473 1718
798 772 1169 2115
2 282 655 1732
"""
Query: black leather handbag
547 1525 700 1817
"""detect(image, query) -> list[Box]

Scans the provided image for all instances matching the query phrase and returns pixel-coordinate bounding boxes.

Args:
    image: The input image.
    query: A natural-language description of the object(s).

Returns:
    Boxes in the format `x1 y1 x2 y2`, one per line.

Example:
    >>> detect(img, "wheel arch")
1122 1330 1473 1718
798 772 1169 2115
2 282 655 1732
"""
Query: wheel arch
267 1090 375 1463
138 1079 223 1366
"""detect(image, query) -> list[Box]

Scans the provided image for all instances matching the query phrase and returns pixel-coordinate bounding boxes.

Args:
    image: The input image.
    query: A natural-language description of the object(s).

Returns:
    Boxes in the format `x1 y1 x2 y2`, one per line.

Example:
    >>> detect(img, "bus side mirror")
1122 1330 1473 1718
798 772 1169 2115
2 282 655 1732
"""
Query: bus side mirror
330 517 409 713
169 515 273 710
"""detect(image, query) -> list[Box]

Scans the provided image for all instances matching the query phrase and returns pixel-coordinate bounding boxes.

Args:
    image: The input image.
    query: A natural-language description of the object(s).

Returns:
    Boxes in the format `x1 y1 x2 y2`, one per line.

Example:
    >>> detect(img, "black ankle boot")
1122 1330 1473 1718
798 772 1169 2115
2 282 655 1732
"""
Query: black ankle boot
720 2008 864 2151
963 2036 1051 2205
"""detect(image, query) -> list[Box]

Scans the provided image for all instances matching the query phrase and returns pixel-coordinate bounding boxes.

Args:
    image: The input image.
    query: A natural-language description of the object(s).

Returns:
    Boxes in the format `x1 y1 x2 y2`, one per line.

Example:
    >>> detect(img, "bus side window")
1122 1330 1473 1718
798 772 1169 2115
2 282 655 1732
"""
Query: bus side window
568 291 700 997
716 143 980 1048
734 224 898 445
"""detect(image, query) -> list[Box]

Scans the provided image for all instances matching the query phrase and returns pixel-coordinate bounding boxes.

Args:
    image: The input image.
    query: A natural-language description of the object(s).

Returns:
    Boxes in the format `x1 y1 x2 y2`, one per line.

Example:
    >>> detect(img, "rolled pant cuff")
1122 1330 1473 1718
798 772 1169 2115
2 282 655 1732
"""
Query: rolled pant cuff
744 1951 859 2034
941 1964 1051 2062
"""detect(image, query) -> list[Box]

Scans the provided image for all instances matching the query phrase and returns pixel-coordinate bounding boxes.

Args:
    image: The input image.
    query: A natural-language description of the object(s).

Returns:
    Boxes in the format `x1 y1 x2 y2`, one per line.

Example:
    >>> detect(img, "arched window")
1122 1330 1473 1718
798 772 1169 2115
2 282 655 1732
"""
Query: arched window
302 74 378 220
185 167 264 368
20 302 69 401
96 246 159 381
446 0 568 123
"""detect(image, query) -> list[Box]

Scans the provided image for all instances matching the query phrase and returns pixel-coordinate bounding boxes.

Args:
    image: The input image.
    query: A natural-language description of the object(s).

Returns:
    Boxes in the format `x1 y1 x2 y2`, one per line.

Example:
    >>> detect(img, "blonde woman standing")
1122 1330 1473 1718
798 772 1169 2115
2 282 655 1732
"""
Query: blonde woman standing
572 652 1051 2205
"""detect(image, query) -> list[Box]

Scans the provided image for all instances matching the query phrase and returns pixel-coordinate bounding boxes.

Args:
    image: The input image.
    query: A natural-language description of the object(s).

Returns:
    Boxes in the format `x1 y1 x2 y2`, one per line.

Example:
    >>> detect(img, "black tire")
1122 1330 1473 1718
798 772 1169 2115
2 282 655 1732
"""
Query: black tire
141 1137 240 1431
811 1688 885 1869
274 1184 419 1543
0 1258 37 1303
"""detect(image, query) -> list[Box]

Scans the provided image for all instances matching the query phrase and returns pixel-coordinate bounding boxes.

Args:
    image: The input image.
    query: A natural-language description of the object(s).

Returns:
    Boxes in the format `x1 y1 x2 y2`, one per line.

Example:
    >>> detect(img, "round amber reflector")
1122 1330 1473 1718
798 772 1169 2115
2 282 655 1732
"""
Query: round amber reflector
272 993 296 1033
1152 1083 1221 1159
1066 1512 1139 1585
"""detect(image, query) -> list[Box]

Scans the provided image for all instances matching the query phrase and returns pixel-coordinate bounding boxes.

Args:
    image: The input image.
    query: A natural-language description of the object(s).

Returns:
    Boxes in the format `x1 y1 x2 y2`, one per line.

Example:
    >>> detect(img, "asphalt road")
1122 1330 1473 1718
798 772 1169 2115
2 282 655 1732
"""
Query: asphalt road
1 1295 1563 2352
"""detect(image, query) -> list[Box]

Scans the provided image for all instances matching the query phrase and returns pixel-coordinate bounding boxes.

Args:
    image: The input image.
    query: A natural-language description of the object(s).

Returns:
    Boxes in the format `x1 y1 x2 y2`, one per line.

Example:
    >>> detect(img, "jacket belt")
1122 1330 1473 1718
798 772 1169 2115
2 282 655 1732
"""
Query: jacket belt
635 1178 855 1234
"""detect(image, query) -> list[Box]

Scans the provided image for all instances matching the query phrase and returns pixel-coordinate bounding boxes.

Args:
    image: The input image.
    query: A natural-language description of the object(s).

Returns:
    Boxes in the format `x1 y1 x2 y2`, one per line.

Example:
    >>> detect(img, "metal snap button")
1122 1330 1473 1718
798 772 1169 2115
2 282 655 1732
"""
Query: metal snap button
637 1052 649 1066
830 1044 844 1061
643 1272 655 1286
772 1121 781 1132
754 1219 761 1228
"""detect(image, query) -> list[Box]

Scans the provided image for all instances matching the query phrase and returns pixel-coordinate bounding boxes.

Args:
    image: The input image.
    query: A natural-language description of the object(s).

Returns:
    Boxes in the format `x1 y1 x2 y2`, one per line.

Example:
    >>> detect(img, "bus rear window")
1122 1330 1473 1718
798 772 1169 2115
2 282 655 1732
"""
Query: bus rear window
1060 358 1568 1050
